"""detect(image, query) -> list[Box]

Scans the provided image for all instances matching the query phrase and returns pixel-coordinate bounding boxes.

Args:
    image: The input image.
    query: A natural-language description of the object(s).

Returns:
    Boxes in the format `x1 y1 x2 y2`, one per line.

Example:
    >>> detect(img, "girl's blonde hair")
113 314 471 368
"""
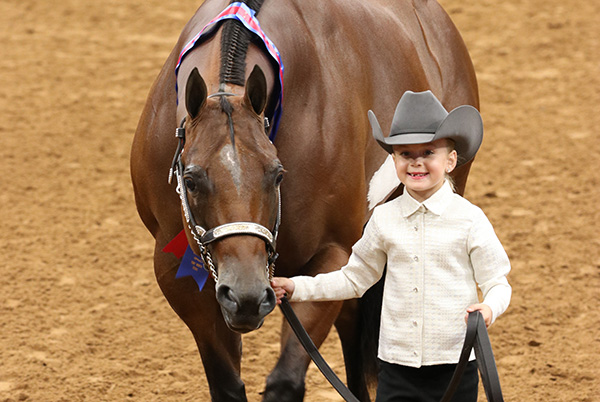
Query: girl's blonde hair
445 172 457 192
443 139 461 193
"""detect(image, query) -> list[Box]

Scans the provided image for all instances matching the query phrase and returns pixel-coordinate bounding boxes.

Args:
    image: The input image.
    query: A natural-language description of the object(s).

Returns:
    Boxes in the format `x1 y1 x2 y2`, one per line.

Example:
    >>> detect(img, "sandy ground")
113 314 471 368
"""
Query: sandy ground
0 0 598 401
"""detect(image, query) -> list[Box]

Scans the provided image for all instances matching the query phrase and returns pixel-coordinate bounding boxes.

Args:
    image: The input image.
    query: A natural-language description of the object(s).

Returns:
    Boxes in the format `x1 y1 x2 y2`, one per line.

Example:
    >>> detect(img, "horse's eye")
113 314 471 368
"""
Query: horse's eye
275 172 284 185
184 177 196 192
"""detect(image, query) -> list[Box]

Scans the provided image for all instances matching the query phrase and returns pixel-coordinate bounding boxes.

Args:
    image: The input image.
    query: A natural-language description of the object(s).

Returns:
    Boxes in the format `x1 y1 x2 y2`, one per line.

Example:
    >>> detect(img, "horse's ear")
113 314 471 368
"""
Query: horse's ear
185 67 207 119
244 65 267 115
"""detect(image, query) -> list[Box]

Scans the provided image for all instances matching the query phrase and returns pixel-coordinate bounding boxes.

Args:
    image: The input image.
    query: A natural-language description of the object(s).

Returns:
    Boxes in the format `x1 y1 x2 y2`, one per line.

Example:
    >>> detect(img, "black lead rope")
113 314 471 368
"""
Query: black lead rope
279 298 360 402
279 299 503 402
471 313 504 402
440 311 504 402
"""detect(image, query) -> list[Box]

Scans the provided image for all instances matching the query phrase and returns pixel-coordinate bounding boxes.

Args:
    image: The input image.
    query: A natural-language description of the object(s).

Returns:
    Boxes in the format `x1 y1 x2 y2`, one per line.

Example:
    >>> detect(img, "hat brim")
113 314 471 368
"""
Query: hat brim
368 110 393 153
385 132 436 146
433 105 483 165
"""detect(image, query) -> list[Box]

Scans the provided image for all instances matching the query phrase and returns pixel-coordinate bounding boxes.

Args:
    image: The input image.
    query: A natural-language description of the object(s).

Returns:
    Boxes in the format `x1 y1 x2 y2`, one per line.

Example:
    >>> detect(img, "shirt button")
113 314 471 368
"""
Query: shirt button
413 287 419 293
413 256 419 262
414 226 418 231
412 320 418 327
413 351 419 356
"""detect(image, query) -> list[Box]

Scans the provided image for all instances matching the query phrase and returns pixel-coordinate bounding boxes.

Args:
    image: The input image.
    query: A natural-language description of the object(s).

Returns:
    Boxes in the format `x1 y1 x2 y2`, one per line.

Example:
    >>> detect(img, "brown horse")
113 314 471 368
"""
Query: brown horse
130 0 479 400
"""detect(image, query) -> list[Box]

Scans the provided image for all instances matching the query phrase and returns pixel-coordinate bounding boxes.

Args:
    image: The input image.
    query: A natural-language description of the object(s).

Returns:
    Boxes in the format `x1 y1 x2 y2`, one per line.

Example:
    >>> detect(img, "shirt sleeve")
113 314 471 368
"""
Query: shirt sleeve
290 211 388 302
468 208 512 324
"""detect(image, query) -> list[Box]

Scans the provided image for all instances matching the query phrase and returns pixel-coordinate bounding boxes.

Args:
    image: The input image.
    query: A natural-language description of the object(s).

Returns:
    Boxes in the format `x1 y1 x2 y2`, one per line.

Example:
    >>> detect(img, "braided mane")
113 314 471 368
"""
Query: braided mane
219 0 266 86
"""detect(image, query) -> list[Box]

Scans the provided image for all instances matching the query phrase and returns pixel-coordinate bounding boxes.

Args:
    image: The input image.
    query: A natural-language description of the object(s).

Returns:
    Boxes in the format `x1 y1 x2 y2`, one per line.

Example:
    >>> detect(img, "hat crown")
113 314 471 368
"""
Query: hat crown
390 90 448 136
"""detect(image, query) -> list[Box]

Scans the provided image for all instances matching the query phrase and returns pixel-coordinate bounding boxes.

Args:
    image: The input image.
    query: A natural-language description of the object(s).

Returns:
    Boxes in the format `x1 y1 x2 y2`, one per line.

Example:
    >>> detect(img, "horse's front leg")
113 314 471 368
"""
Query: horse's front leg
262 245 349 402
189 305 247 402
153 240 247 402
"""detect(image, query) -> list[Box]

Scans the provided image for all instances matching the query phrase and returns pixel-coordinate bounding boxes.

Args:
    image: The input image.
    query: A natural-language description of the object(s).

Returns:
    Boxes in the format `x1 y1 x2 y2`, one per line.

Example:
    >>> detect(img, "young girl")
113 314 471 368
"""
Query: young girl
271 90 511 402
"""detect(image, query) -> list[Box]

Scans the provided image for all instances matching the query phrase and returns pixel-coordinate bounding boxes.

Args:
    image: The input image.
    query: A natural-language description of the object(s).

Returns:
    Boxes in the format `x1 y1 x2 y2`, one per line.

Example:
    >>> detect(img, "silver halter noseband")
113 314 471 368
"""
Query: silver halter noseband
168 92 280 283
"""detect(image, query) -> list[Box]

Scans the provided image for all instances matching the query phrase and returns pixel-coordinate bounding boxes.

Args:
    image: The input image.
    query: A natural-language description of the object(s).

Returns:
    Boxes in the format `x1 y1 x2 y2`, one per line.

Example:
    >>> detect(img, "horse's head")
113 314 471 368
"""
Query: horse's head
177 65 282 333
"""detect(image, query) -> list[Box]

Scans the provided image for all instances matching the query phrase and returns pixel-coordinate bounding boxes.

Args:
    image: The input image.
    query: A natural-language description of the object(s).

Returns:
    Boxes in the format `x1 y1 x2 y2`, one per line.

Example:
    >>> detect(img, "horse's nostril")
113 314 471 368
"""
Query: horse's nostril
259 287 277 315
216 285 239 313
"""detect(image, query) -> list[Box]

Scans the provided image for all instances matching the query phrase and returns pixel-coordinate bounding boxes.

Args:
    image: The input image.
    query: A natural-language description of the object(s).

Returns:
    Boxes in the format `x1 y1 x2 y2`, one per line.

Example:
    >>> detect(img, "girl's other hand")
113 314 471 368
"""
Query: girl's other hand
465 303 493 327
270 277 295 304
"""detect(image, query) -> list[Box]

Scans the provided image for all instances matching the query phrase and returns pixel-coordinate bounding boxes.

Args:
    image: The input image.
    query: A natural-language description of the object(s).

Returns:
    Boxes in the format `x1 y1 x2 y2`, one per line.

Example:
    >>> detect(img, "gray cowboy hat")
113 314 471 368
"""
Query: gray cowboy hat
368 90 483 165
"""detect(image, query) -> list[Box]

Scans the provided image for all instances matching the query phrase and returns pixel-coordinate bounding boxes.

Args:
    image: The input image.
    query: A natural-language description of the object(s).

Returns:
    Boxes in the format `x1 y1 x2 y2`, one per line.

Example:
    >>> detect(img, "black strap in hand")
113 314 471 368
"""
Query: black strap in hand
279 297 361 402
440 311 504 402
281 299 503 402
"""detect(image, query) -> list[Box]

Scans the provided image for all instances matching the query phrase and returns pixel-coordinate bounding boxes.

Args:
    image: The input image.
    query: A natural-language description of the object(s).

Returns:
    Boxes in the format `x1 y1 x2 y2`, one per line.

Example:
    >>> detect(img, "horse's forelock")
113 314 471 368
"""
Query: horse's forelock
220 96 233 116
219 96 236 149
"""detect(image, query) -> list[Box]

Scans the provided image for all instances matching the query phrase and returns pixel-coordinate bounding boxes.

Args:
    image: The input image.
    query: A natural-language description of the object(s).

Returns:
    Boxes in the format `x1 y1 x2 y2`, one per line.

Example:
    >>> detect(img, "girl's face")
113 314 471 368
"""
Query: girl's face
392 139 457 202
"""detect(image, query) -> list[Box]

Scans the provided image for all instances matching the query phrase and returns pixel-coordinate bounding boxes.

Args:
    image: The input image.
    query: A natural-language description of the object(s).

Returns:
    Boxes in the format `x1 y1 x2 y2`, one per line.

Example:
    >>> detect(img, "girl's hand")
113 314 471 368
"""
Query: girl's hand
270 277 295 304
465 303 493 328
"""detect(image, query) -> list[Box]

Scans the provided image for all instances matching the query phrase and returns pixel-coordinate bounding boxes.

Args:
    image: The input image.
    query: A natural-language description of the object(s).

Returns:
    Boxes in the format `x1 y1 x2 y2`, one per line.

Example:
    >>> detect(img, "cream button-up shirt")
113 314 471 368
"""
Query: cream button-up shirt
290 181 511 368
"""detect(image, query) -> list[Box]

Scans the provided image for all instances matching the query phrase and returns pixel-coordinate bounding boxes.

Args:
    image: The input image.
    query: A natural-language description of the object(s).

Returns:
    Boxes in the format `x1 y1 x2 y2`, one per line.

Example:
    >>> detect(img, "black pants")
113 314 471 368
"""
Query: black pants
375 360 479 402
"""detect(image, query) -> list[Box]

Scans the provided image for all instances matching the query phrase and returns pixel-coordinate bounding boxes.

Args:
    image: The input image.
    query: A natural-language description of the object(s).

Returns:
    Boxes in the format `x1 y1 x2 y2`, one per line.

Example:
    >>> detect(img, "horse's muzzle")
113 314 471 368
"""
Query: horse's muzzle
216 283 276 333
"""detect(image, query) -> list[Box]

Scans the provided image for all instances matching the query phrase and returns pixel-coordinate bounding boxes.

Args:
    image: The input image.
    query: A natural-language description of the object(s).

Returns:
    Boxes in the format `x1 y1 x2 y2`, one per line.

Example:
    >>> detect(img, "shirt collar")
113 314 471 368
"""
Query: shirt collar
399 180 454 217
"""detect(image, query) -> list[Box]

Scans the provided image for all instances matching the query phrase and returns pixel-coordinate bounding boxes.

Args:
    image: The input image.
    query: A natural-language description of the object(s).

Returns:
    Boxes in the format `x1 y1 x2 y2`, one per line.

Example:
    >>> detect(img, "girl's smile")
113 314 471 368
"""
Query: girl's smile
407 172 429 179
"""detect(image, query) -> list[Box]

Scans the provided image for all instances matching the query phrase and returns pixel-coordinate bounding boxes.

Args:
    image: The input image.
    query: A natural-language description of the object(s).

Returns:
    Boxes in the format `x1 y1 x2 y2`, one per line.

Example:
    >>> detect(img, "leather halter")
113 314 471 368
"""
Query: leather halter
168 93 280 283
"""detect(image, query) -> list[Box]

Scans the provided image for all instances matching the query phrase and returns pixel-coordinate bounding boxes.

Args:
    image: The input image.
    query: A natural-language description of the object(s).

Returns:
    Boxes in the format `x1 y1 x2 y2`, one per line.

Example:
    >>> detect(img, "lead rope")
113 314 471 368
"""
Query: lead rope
280 304 504 402
279 297 360 402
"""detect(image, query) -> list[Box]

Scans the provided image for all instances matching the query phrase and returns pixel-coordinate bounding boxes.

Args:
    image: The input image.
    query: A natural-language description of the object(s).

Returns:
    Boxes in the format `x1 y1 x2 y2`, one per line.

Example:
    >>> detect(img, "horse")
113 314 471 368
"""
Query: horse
130 0 479 400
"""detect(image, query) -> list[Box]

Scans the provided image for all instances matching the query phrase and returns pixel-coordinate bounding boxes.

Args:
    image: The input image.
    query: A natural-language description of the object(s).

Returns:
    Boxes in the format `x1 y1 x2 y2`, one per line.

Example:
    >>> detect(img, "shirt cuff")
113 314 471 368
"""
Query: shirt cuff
481 277 512 324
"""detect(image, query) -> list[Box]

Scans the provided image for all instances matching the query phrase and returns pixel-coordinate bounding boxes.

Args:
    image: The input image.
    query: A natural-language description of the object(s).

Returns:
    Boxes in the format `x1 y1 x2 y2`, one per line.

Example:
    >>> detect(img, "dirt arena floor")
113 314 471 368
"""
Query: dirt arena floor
1 0 598 401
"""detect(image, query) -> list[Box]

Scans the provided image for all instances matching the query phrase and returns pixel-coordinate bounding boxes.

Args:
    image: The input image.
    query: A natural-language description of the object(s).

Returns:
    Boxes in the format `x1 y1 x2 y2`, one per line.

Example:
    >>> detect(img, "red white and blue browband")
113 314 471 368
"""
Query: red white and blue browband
175 2 284 141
